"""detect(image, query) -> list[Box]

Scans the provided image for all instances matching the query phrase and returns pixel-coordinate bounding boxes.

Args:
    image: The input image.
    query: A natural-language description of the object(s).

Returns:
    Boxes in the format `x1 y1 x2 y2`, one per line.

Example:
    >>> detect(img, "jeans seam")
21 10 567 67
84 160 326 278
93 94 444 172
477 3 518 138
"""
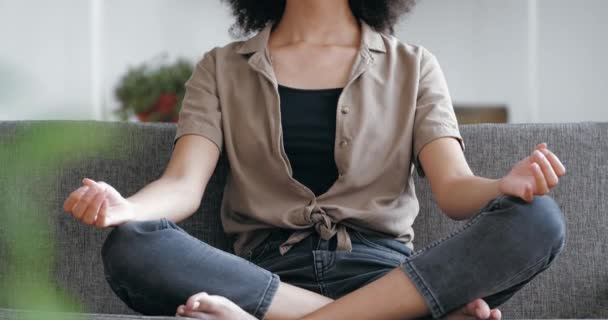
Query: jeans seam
160 217 169 228
103 273 136 311
407 213 484 261
253 273 280 319
407 195 510 261
485 254 548 295
398 196 507 317
401 261 443 318
313 251 328 296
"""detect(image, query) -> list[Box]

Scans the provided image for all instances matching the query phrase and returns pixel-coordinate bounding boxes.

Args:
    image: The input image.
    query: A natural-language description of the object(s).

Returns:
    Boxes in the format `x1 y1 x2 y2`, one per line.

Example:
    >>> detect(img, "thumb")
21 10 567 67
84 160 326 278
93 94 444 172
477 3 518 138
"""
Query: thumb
82 177 100 188
523 183 535 203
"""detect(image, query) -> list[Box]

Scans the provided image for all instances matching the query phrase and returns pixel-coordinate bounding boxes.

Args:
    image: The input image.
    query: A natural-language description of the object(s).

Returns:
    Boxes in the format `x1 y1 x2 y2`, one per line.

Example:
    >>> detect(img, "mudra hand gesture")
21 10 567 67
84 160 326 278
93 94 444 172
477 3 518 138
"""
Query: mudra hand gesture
499 143 566 202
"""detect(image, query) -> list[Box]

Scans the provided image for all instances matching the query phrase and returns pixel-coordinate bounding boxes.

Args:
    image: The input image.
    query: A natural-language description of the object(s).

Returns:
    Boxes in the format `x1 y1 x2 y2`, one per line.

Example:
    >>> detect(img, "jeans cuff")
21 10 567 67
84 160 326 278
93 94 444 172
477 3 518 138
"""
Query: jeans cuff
400 260 444 319
252 273 280 319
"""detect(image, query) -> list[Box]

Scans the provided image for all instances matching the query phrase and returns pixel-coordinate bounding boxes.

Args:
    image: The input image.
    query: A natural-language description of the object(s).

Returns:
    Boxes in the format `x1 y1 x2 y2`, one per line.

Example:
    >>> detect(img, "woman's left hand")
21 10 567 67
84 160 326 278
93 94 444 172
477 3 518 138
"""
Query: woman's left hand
498 143 566 202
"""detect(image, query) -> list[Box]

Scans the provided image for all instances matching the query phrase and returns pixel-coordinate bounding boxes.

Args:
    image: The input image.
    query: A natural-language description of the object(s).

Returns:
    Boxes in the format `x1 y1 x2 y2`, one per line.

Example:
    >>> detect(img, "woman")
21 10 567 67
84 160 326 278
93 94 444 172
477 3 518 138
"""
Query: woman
63 0 567 319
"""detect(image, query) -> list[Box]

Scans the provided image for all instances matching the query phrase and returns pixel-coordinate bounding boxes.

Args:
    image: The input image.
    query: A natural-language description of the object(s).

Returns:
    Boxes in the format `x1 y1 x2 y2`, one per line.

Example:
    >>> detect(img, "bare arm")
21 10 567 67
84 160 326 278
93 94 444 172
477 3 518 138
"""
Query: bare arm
65 46 225 227
418 137 566 220
417 137 500 220
127 134 220 223
63 134 220 227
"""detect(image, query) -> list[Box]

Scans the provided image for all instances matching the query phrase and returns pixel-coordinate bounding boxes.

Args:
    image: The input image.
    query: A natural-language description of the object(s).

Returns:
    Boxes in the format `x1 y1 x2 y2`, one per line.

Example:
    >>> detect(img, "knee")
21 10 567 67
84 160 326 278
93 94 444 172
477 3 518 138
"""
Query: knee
101 221 136 279
502 195 566 257
101 220 164 281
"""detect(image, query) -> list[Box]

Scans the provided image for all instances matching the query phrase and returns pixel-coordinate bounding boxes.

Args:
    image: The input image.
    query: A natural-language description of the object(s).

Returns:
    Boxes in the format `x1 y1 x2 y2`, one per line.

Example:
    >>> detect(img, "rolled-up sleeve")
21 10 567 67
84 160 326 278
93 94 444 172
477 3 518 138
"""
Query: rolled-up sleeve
413 47 465 177
174 48 223 152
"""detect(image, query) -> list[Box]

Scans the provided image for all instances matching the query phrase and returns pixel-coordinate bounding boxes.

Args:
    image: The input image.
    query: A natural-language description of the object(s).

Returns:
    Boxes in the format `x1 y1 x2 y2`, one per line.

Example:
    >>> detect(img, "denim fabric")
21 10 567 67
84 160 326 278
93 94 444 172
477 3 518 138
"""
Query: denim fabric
101 194 565 319
101 218 279 319
401 195 566 318
248 228 413 299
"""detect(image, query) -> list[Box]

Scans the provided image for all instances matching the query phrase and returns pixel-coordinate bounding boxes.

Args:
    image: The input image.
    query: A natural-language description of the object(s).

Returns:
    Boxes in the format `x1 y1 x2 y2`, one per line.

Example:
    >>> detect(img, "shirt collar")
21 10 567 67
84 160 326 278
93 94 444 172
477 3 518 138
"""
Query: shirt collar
235 20 387 55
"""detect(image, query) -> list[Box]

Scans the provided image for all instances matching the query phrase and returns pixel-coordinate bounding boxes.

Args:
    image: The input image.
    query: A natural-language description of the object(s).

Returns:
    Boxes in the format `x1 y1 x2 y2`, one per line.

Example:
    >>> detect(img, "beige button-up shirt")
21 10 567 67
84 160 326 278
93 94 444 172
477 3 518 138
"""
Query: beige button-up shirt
174 21 464 257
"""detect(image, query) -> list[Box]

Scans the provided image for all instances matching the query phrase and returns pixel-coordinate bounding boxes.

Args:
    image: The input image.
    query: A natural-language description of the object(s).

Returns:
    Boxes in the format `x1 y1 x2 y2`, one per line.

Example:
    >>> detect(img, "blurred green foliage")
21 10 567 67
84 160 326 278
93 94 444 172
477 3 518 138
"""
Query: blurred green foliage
0 122 120 319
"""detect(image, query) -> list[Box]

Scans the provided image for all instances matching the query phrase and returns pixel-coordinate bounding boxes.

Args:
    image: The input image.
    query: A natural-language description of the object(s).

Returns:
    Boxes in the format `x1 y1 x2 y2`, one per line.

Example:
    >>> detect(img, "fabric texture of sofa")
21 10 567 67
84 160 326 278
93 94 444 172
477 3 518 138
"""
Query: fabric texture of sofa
0 120 606 319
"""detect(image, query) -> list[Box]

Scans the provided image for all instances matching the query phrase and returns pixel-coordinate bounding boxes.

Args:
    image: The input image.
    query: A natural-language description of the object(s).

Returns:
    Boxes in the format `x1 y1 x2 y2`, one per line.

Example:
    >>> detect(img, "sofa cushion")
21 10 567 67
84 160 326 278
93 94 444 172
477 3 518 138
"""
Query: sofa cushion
0 308 187 320
0 121 606 318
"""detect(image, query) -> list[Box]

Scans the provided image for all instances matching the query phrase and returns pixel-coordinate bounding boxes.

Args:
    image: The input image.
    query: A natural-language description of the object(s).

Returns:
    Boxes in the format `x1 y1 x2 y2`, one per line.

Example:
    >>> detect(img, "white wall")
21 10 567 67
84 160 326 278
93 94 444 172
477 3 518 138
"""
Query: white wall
0 0 93 120
537 0 608 122
398 0 534 123
1 0 607 123
100 0 232 120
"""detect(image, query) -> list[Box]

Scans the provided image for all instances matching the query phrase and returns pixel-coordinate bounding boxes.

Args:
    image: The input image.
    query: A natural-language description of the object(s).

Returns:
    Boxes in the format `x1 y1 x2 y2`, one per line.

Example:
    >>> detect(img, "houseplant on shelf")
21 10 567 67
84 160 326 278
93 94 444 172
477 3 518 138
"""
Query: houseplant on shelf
114 57 193 122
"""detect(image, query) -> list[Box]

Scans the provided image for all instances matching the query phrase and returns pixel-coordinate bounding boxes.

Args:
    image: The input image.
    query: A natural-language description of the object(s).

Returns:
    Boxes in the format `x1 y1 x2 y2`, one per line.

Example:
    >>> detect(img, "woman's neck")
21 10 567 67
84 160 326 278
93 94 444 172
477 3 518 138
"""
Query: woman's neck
271 0 360 47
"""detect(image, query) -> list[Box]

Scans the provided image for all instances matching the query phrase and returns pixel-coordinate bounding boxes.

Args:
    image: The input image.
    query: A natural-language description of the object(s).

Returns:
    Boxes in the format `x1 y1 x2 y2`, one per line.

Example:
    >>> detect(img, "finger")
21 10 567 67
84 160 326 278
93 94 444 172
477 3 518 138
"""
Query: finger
539 148 566 176
523 183 534 202
84 178 110 194
72 186 101 219
68 187 92 218
95 199 109 228
532 150 559 188
97 181 109 190
84 178 111 193
63 186 89 212
531 162 549 195
536 142 547 150
82 177 97 187
82 191 106 225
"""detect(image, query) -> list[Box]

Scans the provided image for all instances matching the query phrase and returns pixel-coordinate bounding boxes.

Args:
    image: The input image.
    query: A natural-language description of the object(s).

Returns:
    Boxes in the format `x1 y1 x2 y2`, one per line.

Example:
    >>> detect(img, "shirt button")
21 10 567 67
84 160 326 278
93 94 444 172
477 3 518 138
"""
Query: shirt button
340 140 349 148
341 106 350 114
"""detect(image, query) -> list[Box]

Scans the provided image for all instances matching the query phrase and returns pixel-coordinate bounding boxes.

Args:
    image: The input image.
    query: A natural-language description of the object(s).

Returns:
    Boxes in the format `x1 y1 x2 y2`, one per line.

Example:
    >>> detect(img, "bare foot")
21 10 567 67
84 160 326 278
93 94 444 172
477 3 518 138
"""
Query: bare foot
176 293 499 320
445 299 501 320
176 292 257 320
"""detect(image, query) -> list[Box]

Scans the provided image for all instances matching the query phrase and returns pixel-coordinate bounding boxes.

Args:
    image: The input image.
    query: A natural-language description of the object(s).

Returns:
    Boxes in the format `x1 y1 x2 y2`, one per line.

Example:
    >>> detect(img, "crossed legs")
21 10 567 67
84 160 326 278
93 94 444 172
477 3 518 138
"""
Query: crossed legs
102 195 565 319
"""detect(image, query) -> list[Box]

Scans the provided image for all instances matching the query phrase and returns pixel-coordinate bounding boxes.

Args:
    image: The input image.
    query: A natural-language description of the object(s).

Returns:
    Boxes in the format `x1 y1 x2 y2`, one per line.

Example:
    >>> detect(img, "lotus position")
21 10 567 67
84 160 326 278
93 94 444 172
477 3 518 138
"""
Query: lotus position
64 0 567 319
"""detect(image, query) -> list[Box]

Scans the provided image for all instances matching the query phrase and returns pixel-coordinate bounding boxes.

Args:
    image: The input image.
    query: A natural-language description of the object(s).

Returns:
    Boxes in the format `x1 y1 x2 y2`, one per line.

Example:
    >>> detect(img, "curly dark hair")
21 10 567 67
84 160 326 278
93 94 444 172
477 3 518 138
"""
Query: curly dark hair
221 0 417 38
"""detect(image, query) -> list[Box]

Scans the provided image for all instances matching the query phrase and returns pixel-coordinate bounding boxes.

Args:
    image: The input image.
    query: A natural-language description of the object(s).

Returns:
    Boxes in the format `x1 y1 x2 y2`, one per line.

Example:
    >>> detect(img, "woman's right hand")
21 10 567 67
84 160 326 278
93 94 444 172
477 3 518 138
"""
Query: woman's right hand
63 178 135 228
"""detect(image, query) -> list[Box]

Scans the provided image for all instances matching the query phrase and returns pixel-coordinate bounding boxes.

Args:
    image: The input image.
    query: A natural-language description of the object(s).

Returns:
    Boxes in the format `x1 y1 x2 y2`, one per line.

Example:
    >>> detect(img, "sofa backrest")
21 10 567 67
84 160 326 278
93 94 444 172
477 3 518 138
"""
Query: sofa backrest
0 121 606 317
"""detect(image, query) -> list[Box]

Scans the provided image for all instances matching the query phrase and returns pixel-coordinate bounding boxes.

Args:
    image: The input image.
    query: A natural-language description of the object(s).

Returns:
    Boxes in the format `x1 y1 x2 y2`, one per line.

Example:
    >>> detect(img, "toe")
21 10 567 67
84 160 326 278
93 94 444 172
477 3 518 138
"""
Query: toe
186 292 231 315
490 309 502 320
467 299 491 319
187 292 210 311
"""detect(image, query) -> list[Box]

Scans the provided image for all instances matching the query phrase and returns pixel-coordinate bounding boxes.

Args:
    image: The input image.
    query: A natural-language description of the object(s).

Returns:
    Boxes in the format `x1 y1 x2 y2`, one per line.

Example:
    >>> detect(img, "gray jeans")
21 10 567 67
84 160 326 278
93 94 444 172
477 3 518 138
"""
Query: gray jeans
101 195 565 319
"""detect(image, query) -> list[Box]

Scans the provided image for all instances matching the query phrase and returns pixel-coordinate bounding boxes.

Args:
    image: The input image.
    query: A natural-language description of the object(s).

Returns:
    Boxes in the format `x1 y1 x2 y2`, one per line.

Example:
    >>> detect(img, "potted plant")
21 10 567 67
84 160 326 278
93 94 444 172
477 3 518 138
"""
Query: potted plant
114 57 193 122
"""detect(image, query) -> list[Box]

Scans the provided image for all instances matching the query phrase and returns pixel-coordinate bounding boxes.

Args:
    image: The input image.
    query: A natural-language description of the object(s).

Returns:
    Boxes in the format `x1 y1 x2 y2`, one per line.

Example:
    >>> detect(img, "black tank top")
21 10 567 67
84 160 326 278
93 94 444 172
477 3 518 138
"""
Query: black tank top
278 84 343 196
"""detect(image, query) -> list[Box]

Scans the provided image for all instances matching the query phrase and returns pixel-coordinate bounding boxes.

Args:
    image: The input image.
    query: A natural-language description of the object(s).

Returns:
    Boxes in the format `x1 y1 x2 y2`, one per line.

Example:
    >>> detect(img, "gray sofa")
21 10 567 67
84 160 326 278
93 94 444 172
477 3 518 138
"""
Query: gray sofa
0 120 606 319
